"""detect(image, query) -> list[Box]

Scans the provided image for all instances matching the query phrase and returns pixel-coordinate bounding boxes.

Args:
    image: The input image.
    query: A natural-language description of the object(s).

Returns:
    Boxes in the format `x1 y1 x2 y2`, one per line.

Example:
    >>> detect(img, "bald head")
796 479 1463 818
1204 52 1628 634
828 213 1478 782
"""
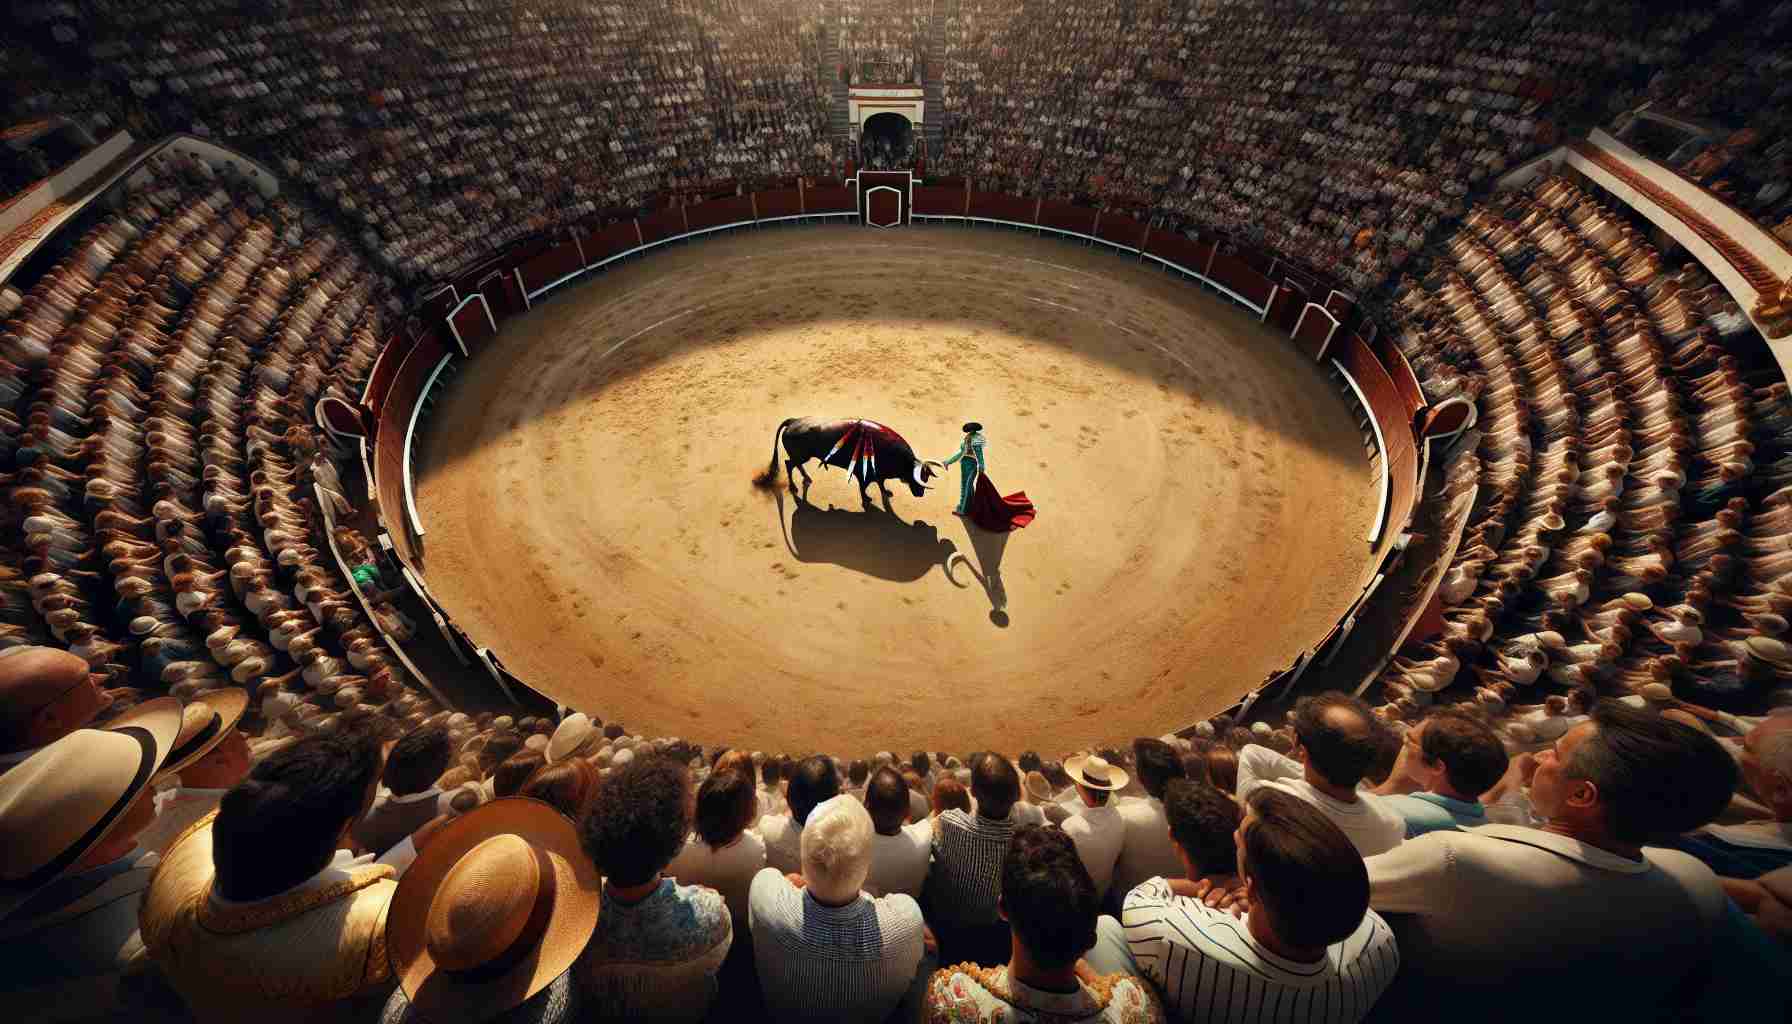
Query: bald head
1744 715 1792 821
0 646 106 752
1292 692 1383 789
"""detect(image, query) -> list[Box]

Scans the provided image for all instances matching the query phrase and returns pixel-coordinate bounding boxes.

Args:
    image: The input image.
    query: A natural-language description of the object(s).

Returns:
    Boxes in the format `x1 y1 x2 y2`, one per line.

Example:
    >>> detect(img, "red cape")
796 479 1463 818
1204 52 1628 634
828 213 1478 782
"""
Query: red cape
968 473 1036 531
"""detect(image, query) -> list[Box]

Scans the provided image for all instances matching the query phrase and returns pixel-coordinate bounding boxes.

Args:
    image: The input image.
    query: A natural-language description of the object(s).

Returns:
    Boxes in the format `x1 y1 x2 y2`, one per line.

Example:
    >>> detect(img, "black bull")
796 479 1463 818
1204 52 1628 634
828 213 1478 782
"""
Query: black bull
771 417 944 504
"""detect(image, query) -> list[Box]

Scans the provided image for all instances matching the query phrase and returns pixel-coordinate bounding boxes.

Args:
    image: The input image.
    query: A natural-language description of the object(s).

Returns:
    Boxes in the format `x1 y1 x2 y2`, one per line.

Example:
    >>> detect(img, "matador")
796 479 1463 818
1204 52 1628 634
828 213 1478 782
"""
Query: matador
941 421 987 515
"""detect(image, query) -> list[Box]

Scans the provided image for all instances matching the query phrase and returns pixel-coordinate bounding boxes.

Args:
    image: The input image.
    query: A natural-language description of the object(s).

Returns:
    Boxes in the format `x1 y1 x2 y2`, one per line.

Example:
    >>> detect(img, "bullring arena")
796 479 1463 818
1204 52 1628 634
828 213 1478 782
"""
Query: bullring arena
7 2 1792 1020
414 228 1377 753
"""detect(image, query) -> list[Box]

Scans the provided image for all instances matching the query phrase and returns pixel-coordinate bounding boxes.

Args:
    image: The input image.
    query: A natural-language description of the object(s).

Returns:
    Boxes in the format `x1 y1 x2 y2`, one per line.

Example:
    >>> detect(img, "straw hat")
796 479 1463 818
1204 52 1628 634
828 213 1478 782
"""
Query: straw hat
545 713 598 765
0 696 180 915
157 689 250 778
1022 770 1054 804
388 798 600 1021
1063 754 1129 792
1746 636 1792 665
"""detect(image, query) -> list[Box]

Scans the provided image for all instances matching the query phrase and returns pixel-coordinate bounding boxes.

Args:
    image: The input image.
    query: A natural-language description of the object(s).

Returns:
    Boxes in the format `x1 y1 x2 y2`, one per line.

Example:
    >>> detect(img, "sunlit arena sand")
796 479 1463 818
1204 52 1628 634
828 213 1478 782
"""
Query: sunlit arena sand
415 227 1377 754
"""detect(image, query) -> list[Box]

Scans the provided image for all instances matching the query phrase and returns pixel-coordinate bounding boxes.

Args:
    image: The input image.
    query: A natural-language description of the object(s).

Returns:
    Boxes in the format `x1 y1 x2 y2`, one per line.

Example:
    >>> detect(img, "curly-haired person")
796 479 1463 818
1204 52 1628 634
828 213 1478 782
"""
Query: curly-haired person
576 756 731 1022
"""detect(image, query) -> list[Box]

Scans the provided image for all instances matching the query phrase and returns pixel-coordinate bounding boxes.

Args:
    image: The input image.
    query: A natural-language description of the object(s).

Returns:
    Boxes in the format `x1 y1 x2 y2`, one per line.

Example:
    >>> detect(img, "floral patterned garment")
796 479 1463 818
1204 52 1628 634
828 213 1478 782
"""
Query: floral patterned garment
576 878 732 1022
925 963 1164 1024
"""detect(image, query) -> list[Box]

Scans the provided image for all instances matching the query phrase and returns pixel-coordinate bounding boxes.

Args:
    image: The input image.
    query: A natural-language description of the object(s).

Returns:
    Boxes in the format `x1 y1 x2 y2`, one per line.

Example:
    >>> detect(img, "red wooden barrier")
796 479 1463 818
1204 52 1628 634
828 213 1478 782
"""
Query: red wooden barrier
1208 250 1276 308
637 207 687 245
866 188 902 226
967 192 1036 223
361 331 413 413
447 296 497 356
580 221 641 266
1038 200 1097 236
1291 304 1337 361
804 186 855 213
1374 334 1427 417
1142 231 1204 272
374 332 448 563
516 240 585 296
1265 285 1303 333
757 188 802 218
913 185 966 216
1095 211 1147 250
1337 332 1419 545
685 195 755 232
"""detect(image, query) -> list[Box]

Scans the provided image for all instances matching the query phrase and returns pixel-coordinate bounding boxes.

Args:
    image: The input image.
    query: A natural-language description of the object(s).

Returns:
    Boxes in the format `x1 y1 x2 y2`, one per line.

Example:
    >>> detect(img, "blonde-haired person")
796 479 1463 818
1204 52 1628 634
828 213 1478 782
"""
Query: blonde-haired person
748 794 934 1022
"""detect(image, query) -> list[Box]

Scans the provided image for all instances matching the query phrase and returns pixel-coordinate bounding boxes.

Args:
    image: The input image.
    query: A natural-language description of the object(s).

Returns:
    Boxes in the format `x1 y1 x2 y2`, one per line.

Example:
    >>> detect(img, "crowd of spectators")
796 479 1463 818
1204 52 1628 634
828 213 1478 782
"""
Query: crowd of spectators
8 2 1792 294
936 0 1749 292
7 1 843 283
6 2 1792 1021
843 0 926 85
1609 6 1792 239
6 672 1790 1022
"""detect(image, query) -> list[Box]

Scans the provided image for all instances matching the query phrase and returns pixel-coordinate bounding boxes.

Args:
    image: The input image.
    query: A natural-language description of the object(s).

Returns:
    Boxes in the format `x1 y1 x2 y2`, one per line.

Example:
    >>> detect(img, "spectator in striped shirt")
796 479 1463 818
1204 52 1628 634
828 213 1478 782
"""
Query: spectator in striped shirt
758 753 838 874
925 825 1166 1024
749 795 933 1022
1092 788 1399 1024
1370 708 1509 838
926 750 1021 965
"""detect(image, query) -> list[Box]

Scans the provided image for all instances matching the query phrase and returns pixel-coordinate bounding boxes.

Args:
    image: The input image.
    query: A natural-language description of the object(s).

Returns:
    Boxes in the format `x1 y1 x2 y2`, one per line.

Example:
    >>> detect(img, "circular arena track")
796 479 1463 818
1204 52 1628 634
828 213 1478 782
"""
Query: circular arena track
415 227 1376 754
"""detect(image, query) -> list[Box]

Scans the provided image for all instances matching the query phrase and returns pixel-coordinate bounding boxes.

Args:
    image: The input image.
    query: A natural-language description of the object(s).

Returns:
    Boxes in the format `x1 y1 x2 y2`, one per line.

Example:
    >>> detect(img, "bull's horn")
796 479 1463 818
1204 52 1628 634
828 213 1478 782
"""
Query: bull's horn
913 461 941 489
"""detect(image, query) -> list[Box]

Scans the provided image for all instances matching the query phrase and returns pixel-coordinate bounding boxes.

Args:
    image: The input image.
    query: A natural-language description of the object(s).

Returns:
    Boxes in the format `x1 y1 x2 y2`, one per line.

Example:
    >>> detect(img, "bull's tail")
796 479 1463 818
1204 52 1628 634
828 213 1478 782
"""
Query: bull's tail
754 418 797 489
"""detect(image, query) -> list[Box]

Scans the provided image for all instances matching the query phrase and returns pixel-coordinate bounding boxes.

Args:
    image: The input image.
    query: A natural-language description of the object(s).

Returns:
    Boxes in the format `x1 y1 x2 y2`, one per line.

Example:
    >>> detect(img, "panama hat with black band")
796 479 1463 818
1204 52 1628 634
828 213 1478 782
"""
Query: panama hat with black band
0 696 181 918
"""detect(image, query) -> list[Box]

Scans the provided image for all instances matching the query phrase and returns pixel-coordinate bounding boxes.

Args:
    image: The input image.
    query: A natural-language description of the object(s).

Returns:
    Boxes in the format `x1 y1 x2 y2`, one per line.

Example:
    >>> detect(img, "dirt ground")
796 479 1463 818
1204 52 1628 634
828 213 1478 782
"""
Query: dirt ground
415 226 1375 756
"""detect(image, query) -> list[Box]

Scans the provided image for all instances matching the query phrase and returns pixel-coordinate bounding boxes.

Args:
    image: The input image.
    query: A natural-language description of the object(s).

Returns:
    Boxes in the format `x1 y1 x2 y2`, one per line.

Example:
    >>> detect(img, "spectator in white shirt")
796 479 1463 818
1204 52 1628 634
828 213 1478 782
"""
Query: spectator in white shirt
1370 708 1510 838
138 696 254 856
863 766 931 898
668 762 766 925
1237 693 1406 857
1364 700 1744 1021
749 795 932 1022
758 757 788 818
1059 753 1128 903
1112 738 1188 897
758 754 838 875
1091 788 1398 1023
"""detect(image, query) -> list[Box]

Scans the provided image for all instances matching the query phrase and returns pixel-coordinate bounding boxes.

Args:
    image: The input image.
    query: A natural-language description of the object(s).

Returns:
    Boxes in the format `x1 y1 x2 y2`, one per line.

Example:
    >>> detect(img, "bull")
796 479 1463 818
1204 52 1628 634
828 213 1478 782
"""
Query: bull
770 417 944 506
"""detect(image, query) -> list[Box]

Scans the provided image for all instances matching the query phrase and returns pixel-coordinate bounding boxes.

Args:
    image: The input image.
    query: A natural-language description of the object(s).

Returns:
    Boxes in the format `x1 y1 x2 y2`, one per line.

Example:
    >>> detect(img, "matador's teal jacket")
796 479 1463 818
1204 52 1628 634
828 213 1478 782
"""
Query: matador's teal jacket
941 430 987 513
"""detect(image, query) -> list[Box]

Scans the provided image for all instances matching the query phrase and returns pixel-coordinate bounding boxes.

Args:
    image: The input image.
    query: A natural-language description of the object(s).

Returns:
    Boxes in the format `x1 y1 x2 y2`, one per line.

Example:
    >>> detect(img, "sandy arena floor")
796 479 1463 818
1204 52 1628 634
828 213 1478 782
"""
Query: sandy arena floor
415 227 1375 755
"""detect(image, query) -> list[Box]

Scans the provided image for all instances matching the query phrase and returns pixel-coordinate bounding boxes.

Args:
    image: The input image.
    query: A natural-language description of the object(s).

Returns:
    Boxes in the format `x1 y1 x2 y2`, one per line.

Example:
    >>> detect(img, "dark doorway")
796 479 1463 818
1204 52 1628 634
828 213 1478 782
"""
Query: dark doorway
861 112 914 170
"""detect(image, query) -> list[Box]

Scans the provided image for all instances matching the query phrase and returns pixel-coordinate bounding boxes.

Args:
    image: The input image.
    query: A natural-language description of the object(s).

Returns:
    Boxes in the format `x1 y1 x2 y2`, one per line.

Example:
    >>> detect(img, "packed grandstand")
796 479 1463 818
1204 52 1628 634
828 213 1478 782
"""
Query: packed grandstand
3 1 1792 1022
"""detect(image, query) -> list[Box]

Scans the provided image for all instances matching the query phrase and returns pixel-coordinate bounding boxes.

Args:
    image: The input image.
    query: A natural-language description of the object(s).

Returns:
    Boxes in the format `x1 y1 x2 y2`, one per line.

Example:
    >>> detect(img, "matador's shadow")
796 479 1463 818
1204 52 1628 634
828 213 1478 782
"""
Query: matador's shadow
778 489 961 583
949 521 1012 628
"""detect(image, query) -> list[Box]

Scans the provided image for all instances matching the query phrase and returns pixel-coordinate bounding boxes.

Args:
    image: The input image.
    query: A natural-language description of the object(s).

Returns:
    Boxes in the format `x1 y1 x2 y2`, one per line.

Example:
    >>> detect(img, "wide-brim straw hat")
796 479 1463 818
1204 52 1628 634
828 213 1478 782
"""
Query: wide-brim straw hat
1064 754 1128 792
0 696 181 916
389 797 600 1021
157 689 250 778
545 713 597 765
1022 770 1054 804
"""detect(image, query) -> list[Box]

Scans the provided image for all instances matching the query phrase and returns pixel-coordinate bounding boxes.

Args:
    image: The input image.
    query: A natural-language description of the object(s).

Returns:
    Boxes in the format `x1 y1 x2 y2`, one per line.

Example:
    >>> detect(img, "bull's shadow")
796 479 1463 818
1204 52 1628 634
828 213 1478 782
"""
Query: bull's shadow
777 489 960 583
